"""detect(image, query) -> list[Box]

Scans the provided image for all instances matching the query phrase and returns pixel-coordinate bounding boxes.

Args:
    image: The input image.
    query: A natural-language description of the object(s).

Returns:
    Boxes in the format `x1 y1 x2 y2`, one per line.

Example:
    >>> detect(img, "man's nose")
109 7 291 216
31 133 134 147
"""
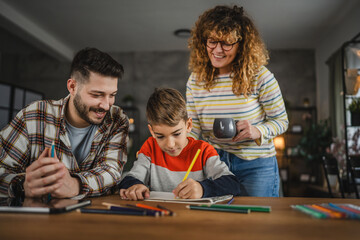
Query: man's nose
99 97 111 110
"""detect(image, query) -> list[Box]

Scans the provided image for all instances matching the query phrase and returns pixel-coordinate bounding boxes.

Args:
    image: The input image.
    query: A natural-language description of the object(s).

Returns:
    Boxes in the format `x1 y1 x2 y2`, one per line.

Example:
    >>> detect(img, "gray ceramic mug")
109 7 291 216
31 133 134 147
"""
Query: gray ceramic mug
213 118 238 138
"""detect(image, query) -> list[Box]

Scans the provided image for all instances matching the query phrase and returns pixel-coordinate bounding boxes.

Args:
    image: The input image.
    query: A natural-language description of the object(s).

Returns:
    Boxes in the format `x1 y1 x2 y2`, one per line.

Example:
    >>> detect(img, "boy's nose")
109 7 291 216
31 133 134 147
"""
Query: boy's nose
166 138 175 148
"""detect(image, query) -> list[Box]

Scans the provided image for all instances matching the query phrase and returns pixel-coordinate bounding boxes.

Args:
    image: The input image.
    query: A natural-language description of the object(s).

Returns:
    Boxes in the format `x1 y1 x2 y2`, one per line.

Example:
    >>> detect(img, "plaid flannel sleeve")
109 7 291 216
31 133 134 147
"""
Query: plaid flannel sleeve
0 111 30 197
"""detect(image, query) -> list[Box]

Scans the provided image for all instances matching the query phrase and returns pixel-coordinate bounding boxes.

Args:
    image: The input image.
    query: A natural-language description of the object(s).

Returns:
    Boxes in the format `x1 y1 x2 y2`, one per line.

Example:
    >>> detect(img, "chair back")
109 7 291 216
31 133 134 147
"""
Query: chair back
348 156 360 198
322 156 345 198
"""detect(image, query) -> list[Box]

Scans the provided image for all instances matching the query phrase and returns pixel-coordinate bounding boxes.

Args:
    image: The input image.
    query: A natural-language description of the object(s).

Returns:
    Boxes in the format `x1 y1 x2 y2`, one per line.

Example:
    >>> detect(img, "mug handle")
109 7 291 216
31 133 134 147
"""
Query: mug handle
234 120 239 136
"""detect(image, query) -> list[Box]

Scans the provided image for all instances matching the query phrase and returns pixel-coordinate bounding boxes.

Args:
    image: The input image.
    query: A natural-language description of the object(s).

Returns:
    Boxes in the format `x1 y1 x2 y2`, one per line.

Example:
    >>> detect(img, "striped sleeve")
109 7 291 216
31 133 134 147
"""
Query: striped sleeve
186 75 202 140
254 68 288 145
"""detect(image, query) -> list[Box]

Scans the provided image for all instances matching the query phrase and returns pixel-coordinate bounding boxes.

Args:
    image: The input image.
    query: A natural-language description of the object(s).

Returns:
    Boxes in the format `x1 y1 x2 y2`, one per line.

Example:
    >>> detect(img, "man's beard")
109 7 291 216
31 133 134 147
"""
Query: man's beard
73 93 108 125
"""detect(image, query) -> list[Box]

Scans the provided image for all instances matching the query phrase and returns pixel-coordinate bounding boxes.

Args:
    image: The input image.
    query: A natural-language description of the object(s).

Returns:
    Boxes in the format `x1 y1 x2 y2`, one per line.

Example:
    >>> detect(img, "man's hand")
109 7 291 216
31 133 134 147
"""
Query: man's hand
49 165 80 198
24 148 63 197
173 178 203 199
120 184 150 200
232 120 261 142
24 148 80 198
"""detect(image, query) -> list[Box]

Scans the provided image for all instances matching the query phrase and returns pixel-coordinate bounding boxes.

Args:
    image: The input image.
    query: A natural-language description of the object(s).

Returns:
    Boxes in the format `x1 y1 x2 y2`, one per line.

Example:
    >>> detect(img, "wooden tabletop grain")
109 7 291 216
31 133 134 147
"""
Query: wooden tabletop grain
1 195 359 240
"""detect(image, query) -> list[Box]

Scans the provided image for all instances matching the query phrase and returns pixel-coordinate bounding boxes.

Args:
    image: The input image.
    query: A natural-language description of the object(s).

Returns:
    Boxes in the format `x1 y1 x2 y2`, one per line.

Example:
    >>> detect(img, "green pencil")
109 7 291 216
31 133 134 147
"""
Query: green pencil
187 205 250 214
200 204 271 213
291 205 327 219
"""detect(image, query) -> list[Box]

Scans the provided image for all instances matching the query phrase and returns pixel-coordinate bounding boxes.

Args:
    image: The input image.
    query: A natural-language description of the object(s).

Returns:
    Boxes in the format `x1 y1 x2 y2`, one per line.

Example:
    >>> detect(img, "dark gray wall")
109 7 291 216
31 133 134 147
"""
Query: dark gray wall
268 49 316 109
110 51 190 142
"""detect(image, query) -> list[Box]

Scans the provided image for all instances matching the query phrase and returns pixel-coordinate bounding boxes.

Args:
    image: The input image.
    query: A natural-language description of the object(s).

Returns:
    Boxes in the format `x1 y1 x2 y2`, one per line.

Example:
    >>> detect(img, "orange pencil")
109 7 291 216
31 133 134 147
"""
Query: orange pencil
135 203 170 215
310 204 343 218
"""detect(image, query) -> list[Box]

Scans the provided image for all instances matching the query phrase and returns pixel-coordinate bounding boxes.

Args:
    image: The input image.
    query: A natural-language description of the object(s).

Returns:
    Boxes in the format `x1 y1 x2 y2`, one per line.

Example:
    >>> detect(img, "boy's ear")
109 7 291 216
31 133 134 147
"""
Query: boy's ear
148 124 156 138
186 118 193 133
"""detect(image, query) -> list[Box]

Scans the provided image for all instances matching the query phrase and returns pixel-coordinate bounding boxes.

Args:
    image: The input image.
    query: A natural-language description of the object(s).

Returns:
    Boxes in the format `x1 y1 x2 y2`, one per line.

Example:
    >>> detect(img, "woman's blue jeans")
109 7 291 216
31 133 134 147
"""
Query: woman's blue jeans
216 149 280 197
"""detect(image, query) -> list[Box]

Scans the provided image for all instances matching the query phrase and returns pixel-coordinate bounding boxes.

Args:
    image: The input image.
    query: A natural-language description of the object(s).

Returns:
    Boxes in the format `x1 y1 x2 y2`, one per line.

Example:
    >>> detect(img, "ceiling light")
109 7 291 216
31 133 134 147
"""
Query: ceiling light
174 29 191 38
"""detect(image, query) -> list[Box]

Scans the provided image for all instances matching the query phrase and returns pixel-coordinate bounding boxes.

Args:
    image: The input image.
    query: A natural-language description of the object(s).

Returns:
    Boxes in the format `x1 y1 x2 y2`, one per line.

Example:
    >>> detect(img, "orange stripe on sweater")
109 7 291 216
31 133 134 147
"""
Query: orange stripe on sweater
139 137 218 172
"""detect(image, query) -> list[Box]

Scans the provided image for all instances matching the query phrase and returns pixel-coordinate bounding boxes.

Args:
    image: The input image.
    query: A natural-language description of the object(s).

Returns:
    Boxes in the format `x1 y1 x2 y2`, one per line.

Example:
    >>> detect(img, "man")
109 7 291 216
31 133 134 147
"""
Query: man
0 47 128 199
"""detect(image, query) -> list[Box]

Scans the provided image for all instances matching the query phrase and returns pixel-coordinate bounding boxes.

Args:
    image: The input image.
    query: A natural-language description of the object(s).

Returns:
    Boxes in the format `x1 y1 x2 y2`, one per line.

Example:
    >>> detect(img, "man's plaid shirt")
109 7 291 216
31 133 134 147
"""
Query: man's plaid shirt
0 95 129 198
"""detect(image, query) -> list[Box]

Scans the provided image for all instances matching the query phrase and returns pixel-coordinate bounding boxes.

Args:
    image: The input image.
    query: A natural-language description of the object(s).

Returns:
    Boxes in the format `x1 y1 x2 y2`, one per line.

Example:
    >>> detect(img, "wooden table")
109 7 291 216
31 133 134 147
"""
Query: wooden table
0 196 359 240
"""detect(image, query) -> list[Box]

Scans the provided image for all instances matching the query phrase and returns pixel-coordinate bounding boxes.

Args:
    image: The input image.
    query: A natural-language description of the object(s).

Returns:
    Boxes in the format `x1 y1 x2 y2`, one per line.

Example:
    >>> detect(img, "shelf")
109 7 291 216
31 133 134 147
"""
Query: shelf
286 131 303 135
345 95 360 98
287 106 316 111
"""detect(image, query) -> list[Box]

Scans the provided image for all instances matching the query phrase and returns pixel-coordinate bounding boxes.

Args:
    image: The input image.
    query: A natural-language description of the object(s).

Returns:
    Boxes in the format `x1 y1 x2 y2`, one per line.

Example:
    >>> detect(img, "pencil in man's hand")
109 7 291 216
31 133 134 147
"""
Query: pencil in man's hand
182 149 201 182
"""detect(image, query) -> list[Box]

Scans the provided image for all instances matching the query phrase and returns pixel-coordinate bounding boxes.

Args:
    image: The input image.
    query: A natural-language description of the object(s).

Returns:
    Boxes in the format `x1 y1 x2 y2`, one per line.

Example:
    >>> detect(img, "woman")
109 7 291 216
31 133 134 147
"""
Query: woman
186 5 288 197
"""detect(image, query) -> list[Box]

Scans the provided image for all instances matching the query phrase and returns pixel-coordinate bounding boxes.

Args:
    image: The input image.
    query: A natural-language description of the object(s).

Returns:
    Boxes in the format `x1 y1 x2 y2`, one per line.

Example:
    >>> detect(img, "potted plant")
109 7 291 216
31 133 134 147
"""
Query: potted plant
298 119 332 184
299 120 332 162
348 98 360 126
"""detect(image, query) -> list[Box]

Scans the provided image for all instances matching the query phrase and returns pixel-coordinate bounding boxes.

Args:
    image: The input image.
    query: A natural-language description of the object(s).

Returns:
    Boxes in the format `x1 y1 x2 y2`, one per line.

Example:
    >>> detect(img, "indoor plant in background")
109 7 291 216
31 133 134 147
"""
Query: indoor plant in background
298 119 332 184
348 98 360 126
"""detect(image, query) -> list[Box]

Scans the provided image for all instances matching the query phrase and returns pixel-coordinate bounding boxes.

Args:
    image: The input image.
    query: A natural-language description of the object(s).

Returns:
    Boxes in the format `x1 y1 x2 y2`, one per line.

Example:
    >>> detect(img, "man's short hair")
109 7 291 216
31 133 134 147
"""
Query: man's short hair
70 47 124 83
146 88 188 126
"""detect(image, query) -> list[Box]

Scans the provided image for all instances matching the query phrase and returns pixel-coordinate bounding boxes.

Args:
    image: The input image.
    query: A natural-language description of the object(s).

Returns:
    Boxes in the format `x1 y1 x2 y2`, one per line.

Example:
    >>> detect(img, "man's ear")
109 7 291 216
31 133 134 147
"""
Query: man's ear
148 124 156 138
186 118 193 133
67 79 77 96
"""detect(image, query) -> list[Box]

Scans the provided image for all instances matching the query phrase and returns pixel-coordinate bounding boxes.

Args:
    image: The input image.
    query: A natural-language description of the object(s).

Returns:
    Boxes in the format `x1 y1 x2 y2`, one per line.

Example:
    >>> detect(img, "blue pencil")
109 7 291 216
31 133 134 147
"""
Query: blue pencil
47 141 56 202
110 206 159 217
126 204 164 216
227 198 234 205
79 208 158 217
328 203 360 219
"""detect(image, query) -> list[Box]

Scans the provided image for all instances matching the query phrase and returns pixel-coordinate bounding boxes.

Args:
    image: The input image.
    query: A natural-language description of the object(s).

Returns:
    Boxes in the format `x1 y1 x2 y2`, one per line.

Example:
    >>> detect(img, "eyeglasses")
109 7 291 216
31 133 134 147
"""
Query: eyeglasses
206 39 238 51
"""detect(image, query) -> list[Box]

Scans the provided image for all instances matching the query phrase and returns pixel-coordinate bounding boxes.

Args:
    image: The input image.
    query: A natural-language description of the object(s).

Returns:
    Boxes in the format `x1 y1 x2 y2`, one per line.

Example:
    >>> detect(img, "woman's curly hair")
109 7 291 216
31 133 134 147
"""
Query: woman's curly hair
188 5 269 96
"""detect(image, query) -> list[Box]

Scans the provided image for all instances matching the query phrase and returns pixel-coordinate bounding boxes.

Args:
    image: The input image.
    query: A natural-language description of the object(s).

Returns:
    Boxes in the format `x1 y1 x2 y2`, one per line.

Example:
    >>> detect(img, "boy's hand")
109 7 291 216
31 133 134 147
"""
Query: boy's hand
120 184 150 200
173 178 203 199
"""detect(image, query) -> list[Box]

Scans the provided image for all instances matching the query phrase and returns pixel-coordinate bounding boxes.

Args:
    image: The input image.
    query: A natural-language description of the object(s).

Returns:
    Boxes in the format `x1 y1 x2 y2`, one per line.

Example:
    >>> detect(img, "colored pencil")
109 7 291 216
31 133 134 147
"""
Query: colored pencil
187 205 249 214
109 206 159 217
135 203 170 215
337 205 360 214
126 204 164 216
291 205 327 219
327 203 360 219
47 141 56 202
226 198 234 205
303 205 332 218
51 141 55 158
157 204 176 216
78 208 158 217
200 204 271 213
182 149 201 181
345 204 360 211
317 204 347 218
102 202 125 208
310 204 343 218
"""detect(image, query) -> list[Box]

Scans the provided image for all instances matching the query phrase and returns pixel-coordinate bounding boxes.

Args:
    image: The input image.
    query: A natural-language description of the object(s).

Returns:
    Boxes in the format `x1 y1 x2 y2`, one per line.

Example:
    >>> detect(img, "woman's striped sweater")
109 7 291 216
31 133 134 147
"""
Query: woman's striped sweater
186 66 288 160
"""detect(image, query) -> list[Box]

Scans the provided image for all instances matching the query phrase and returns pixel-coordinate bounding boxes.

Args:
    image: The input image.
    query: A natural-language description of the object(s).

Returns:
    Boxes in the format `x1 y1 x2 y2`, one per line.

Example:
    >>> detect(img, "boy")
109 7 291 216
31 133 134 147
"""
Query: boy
119 88 240 200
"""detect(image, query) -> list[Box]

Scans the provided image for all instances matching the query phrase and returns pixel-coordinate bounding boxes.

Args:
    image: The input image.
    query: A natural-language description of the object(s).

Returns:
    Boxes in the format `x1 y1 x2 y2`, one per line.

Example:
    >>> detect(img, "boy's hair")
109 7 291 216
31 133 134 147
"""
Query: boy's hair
146 88 188 126
70 47 124 84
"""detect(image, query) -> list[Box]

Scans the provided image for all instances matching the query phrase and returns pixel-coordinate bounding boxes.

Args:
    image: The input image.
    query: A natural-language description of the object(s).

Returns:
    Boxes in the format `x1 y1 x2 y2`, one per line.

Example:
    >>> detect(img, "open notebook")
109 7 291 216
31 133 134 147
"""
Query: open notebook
145 191 233 205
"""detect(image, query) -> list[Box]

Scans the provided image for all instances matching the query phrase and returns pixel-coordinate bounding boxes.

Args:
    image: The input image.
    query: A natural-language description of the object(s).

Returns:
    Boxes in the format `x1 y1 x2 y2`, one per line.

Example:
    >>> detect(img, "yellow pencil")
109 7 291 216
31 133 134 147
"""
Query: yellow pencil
182 149 201 181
